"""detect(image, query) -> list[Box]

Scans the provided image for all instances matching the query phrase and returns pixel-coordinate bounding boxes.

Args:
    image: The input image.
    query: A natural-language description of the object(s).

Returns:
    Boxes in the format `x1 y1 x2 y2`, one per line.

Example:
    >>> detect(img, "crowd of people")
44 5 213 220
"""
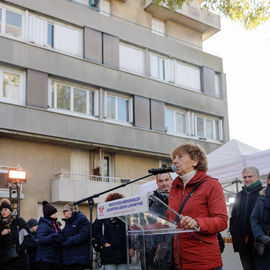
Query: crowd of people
0 142 270 270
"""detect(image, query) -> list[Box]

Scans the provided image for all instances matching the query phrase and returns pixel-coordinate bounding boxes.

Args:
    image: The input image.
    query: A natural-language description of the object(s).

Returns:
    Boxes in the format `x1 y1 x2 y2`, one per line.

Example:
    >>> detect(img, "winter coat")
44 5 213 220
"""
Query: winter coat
229 182 263 252
27 231 38 270
251 187 270 270
167 170 228 270
93 217 127 265
0 215 33 270
36 217 62 264
62 211 90 266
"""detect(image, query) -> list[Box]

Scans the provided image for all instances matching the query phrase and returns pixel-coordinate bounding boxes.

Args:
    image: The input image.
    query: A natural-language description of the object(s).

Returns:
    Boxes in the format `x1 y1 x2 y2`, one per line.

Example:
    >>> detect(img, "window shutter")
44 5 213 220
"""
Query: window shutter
218 119 223 141
191 113 195 136
103 91 107 118
94 90 99 116
128 97 133 123
185 111 190 135
165 58 172 82
150 54 158 78
28 14 47 46
54 24 83 57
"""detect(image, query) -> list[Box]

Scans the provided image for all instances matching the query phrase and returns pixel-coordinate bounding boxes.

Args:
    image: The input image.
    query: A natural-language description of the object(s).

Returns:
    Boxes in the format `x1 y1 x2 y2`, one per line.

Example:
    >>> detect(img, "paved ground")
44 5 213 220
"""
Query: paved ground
222 243 242 270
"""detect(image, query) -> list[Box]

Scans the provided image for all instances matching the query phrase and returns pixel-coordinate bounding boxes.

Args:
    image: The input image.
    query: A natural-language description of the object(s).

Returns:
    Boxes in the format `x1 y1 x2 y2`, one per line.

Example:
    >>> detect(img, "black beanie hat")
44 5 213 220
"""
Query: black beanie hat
42 201 57 218
0 198 13 212
27 218 38 228
0 202 13 212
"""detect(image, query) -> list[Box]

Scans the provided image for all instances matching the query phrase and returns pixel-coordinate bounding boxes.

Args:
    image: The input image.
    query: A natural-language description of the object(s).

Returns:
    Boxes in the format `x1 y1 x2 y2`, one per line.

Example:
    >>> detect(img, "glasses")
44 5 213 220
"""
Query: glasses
63 210 69 213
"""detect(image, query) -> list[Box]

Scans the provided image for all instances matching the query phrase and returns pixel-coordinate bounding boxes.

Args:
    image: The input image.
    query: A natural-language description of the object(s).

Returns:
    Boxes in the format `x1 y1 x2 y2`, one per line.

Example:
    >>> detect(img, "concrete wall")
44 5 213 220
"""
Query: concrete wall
0 137 70 220
166 20 202 48
114 153 160 180
0 103 223 157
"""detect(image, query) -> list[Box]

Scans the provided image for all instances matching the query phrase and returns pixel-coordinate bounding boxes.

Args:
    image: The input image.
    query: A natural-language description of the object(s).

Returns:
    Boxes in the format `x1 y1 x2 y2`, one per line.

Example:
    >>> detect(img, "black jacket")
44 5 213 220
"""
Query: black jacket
0 215 33 270
93 217 127 265
229 183 263 252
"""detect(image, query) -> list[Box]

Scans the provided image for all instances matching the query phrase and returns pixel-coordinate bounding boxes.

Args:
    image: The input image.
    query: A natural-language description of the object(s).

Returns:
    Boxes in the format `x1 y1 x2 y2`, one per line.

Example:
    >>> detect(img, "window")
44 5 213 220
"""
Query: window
215 72 222 98
104 92 133 123
152 17 165 36
0 5 23 39
49 80 99 117
28 14 83 57
103 153 114 179
100 0 111 16
119 43 145 75
150 53 173 82
175 61 201 91
165 108 186 135
0 67 25 105
195 115 223 141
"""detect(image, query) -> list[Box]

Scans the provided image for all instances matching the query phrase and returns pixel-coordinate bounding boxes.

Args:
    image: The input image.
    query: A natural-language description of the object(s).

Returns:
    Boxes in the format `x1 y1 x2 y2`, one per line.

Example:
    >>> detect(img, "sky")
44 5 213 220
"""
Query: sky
203 18 270 151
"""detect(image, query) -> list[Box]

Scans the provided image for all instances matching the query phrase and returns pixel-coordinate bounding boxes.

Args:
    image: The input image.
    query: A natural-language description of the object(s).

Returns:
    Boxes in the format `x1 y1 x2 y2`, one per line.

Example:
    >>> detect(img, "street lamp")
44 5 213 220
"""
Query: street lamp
8 169 27 217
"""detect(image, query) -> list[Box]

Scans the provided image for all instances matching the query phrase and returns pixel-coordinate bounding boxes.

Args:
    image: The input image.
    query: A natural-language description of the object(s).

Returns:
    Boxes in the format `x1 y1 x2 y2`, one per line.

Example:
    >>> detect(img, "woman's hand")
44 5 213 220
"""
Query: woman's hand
104 242 111 247
1 229 10 235
180 216 198 230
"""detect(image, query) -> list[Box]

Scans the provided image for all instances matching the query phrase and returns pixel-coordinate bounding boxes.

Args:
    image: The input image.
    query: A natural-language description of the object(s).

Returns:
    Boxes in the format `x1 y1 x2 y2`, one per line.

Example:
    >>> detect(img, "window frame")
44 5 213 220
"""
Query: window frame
194 114 222 142
174 60 201 92
119 42 145 75
0 66 25 106
165 107 187 136
0 3 25 40
48 79 99 118
151 17 165 36
104 91 133 125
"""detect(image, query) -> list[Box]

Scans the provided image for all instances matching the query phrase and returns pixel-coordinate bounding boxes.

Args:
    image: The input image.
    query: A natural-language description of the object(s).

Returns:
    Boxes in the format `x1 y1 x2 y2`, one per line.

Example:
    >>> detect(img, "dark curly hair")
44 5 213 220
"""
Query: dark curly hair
171 143 208 172
105 193 124 202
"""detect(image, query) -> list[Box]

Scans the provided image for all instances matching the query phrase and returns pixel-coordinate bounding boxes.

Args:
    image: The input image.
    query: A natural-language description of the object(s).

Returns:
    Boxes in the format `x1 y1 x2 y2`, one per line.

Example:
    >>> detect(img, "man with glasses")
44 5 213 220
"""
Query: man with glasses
229 167 263 270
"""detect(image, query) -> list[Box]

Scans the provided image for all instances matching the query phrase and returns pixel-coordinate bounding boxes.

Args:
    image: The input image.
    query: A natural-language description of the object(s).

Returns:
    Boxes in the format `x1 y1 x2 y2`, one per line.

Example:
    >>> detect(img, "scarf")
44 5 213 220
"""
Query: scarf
264 184 270 224
243 180 261 193
0 210 17 228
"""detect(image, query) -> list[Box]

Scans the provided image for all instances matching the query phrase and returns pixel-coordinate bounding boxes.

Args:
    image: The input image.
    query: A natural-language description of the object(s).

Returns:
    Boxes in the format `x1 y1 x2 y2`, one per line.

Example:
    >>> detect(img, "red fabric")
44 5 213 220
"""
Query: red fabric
167 171 228 270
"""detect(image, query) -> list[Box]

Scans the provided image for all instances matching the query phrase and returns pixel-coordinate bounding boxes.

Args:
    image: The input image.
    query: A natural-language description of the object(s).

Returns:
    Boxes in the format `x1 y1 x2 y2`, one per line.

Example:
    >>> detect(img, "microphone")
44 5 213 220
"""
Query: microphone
148 165 177 175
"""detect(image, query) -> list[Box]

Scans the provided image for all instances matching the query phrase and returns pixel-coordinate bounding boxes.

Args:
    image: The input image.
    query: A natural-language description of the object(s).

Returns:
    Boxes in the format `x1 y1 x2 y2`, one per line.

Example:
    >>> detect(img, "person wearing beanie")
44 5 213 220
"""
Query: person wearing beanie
36 201 62 270
27 219 38 270
62 203 90 270
0 198 33 270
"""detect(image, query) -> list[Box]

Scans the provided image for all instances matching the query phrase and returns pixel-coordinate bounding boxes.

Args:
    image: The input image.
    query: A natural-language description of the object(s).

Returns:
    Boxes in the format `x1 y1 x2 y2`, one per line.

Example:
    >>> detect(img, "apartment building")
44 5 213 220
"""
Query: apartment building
0 0 229 219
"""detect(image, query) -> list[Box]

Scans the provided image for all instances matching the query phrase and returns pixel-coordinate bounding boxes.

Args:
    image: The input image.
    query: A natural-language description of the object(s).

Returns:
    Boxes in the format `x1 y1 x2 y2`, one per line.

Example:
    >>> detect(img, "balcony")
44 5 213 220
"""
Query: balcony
51 172 147 204
144 0 220 40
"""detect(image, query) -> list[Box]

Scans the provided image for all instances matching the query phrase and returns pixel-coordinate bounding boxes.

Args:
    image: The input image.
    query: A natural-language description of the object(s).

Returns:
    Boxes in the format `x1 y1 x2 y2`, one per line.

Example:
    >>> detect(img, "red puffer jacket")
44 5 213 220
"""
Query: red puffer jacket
167 171 228 270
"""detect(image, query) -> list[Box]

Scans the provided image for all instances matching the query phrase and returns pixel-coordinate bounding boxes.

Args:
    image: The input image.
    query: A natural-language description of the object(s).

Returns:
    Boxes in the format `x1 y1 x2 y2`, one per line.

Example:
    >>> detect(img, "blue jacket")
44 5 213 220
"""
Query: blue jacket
62 211 90 266
36 217 62 264
93 217 127 265
251 187 270 270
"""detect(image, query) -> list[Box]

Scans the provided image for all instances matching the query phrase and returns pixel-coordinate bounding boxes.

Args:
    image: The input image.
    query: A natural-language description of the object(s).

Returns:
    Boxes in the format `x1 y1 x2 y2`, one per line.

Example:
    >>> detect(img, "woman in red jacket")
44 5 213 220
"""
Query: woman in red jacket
168 143 227 270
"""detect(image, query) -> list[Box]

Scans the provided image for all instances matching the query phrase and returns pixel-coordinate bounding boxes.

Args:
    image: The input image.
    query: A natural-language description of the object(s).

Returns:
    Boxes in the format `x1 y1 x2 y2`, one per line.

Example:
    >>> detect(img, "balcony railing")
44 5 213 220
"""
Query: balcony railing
53 172 148 185
51 172 149 203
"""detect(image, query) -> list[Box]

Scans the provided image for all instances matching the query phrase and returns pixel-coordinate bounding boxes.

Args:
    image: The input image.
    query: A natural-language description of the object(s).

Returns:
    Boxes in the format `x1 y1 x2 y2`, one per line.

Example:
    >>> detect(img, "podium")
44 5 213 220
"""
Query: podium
97 193 195 270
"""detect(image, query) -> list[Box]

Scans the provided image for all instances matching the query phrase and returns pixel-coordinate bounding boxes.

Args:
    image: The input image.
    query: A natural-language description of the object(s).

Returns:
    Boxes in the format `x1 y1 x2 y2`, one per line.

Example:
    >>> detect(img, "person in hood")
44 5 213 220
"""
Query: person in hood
36 201 62 270
27 218 38 270
230 167 263 270
0 198 33 270
61 203 90 270
168 143 228 270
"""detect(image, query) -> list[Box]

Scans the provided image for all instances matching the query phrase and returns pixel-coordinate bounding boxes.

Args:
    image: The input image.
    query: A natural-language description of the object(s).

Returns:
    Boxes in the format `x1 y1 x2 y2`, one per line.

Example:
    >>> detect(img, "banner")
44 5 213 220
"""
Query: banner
97 194 149 219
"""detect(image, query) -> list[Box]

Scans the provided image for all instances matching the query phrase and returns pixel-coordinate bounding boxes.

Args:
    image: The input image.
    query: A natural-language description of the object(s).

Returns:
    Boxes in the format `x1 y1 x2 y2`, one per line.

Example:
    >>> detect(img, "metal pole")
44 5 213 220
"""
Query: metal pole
88 198 94 270
16 182 20 217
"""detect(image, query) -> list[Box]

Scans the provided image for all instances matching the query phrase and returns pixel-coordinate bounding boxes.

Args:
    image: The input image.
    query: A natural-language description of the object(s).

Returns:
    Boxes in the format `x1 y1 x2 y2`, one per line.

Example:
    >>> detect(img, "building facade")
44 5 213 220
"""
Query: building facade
0 0 229 219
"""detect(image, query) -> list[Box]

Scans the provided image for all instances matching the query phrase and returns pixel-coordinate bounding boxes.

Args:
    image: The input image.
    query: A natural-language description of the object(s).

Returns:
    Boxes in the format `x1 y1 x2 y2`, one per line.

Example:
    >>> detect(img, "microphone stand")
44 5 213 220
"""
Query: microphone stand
73 173 154 270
